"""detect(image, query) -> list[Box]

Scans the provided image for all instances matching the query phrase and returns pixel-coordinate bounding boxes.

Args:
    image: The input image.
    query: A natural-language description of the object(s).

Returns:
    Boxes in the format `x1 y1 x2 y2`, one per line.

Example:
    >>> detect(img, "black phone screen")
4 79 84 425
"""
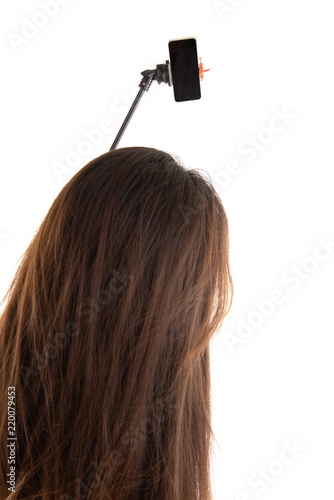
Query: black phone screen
168 38 201 102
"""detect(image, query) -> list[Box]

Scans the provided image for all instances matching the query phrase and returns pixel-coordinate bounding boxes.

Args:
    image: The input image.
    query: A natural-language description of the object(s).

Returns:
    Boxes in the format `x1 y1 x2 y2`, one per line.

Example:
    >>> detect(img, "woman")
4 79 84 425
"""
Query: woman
0 146 233 499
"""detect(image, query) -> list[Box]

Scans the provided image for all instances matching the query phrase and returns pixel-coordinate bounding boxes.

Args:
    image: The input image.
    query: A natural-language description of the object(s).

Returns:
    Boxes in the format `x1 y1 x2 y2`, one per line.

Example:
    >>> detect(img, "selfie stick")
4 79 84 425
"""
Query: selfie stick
109 62 172 151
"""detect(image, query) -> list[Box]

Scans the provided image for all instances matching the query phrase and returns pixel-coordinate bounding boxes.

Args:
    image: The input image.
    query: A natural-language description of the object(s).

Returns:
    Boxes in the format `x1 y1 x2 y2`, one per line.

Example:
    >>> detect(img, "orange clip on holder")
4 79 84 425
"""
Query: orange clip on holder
199 57 211 81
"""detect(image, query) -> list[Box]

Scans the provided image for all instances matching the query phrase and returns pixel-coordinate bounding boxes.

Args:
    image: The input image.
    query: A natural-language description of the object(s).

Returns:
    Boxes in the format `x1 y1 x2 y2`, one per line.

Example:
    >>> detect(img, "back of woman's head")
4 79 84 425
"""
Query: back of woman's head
0 146 233 499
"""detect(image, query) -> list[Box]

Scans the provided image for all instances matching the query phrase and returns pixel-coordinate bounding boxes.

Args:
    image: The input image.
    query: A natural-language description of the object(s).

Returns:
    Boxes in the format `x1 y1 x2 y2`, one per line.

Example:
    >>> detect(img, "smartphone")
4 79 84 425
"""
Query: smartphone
168 38 201 102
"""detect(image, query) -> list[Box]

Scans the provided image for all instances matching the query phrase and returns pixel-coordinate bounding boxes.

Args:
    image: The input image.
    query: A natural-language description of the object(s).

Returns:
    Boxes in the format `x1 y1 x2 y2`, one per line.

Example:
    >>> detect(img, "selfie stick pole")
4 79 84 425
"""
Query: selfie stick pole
109 62 172 151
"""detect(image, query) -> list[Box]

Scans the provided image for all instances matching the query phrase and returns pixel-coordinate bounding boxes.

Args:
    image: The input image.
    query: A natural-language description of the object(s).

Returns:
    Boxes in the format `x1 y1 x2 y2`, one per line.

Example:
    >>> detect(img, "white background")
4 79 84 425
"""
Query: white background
1 1 334 498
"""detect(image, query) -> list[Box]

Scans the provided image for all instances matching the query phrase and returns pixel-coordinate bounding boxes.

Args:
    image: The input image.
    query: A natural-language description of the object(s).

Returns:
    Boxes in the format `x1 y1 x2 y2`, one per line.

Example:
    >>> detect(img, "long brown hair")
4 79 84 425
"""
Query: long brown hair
0 146 233 499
